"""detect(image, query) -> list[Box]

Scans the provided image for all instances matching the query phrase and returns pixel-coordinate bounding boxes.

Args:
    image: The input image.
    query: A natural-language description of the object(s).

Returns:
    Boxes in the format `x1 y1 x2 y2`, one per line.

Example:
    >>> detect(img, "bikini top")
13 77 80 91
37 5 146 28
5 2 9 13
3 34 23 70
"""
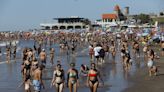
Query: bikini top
68 69 78 79
89 70 98 77
69 72 77 78
24 63 31 70
89 73 97 77
54 70 63 77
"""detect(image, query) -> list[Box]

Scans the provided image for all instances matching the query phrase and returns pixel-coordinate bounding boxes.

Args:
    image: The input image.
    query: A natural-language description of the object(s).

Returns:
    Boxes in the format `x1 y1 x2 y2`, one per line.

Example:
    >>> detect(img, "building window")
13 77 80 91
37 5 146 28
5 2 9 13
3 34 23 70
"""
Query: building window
67 26 74 29
45 26 50 30
52 26 58 30
75 26 81 29
60 26 66 29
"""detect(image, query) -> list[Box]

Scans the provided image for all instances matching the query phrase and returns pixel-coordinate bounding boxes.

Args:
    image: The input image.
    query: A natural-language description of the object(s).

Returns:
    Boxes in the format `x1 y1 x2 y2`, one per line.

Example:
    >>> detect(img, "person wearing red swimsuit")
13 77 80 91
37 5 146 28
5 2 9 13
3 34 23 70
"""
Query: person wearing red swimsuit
87 63 104 92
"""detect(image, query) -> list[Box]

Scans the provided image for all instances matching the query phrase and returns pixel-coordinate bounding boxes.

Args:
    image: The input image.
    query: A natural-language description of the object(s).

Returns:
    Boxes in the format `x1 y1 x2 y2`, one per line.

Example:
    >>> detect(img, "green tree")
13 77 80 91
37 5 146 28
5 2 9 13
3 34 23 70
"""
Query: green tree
137 13 150 24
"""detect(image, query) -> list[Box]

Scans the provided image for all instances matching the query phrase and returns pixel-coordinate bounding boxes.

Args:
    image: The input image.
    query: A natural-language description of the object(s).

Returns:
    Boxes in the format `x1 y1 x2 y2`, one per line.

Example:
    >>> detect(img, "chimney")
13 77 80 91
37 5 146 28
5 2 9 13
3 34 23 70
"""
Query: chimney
124 7 129 16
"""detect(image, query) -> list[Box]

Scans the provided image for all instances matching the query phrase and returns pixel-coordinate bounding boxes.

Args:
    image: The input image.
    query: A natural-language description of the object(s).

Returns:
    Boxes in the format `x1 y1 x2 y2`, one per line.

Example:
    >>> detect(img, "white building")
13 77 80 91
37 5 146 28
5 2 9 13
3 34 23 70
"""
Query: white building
40 17 90 30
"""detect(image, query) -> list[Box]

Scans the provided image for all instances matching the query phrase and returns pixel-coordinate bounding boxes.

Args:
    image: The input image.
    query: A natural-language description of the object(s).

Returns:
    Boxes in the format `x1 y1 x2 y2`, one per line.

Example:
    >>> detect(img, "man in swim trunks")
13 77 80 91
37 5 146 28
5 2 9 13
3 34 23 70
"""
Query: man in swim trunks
33 65 44 92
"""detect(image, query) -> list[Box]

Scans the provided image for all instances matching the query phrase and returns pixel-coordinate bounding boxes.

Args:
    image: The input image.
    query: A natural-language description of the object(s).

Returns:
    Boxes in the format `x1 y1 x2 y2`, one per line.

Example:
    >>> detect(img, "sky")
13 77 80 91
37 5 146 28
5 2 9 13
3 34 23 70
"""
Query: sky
0 0 164 31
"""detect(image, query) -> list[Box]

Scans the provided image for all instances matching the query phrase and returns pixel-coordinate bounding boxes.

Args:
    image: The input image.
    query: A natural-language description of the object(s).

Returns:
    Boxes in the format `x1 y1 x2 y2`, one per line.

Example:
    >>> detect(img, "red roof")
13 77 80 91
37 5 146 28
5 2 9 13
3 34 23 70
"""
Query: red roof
102 14 117 19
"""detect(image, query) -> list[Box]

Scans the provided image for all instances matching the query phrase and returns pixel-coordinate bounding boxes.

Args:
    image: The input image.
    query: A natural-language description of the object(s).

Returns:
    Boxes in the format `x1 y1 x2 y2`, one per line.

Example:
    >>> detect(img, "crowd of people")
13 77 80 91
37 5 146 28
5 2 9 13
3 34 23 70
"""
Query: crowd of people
0 29 164 92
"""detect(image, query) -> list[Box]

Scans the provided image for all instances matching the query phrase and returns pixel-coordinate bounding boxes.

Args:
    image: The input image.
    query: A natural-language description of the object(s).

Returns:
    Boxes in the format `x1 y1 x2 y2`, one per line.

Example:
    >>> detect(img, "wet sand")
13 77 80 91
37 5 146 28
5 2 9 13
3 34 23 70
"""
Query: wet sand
122 45 164 92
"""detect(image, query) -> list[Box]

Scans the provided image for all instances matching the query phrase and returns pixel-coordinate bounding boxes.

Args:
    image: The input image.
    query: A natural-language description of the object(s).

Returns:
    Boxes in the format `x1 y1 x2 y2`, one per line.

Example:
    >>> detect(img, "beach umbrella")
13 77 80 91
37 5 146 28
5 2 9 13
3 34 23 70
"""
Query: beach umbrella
100 32 106 35
137 33 141 37
129 30 133 34
86 33 92 36
142 33 149 36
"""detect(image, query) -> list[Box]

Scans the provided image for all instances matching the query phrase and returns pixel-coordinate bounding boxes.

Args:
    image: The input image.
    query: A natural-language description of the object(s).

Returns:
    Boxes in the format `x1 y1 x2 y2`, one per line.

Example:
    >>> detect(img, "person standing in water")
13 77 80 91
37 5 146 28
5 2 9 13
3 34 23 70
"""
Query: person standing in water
143 44 149 59
67 63 79 92
89 44 94 62
39 49 47 69
94 44 102 65
87 63 104 92
37 45 41 56
133 41 140 57
51 64 65 92
79 64 89 77
13 45 17 62
32 65 45 92
18 73 32 92
0 47 1 61
50 48 55 65
161 41 164 56
6 46 11 63
110 41 116 59
147 49 158 76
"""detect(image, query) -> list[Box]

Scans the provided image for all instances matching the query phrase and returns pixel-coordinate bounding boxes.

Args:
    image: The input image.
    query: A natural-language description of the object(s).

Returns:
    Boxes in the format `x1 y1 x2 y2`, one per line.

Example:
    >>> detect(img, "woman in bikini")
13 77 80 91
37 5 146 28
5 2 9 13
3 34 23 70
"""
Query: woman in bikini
22 57 31 80
87 63 104 92
67 63 79 92
51 64 65 92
